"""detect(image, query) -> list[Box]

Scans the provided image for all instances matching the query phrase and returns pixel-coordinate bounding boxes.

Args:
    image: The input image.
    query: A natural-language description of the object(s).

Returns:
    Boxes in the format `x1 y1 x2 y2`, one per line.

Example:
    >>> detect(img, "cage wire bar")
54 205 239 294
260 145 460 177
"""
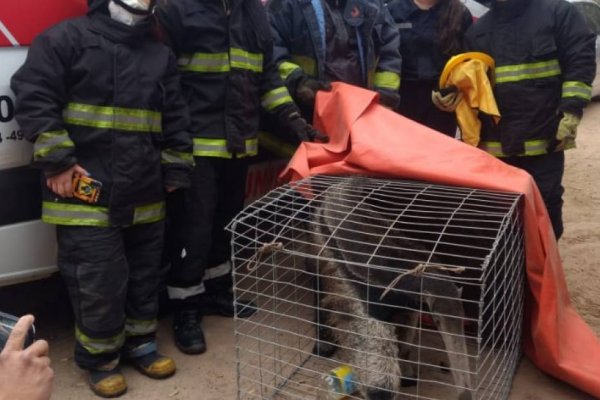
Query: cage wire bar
229 175 525 400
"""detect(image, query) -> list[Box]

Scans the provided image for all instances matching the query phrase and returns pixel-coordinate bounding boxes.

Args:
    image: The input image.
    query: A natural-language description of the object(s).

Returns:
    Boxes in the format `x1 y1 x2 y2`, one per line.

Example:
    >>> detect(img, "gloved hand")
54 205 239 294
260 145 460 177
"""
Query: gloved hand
294 77 332 109
377 89 401 110
555 112 580 150
432 87 463 112
287 111 329 143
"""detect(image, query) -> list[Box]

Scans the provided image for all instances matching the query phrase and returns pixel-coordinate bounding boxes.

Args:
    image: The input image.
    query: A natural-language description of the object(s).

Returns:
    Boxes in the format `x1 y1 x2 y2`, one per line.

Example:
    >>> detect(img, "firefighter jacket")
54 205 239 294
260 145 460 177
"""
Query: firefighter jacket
464 0 596 157
268 0 402 100
156 0 301 158
11 1 194 227
386 0 472 82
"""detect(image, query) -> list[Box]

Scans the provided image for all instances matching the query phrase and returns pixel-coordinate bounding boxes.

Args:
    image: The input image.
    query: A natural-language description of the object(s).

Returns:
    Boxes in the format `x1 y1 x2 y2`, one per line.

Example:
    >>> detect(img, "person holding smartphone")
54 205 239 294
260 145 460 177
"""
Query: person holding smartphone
0 315 53 400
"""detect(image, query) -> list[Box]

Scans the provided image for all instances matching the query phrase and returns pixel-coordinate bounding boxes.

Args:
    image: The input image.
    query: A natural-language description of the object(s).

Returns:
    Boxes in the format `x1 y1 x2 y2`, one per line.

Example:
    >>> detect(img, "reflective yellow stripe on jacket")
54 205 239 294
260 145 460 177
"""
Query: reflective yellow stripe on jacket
63 103 162 133
193 138 258 158
42 201 165 226
178 48 263 73
161 149 194 166
33 130 75 161
495 59 561 84
373 71 401 90
261 87 293 111
562 81 592 101
478 140 551 157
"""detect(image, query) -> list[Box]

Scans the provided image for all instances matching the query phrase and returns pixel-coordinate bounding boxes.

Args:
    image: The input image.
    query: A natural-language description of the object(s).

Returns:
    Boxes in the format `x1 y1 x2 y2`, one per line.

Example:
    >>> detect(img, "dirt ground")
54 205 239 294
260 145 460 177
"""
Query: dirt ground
3 104 599 400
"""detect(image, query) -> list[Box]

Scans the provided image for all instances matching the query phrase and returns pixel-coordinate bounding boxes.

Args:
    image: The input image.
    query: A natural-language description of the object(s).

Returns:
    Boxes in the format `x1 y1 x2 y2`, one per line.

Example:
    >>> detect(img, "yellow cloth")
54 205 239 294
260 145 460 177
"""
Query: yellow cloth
440 53 500 147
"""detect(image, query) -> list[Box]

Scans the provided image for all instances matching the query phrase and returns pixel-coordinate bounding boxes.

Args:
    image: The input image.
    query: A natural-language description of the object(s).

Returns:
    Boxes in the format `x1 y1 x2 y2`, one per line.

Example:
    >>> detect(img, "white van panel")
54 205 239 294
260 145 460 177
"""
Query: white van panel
0 47 30 171
0 220 57 286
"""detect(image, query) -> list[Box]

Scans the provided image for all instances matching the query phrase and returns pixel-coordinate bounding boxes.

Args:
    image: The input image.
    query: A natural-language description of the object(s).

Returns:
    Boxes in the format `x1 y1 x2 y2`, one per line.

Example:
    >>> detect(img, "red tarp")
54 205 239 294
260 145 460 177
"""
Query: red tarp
282 83 600 399
0 0 87 46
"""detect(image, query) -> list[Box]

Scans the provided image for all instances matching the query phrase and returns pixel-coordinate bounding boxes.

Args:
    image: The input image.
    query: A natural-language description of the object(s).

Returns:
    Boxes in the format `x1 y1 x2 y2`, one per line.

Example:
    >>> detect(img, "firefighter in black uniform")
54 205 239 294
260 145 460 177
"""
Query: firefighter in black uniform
268 0 402 121
464 0 596 239
156 0 325 355
11 0 193 397
387 0 472 136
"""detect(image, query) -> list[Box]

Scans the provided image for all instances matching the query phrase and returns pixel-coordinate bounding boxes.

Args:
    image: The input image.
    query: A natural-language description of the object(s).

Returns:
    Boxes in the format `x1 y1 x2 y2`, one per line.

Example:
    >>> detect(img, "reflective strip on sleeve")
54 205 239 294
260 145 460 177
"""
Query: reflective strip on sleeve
257 131 296 158
33 130 75 161
279 61 302 80
63 103 162 133
230 48 263 72
193 138 258 158
261 87 293 111
178 52 231 73
373 71 401 90
75 327 124 355
133 202 166 225
478 139 550 157
161 149 194 166
562 81 592 101
495 59 561 84
42 201 110 226
124 318 157 336
290 55 317 77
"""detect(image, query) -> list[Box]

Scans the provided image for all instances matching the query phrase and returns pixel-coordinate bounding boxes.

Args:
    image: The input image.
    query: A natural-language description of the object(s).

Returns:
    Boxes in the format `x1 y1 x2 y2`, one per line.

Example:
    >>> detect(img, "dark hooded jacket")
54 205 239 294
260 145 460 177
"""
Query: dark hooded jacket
11 0 193 227
268 0 402 102
464 0 596 157
156 0 302 158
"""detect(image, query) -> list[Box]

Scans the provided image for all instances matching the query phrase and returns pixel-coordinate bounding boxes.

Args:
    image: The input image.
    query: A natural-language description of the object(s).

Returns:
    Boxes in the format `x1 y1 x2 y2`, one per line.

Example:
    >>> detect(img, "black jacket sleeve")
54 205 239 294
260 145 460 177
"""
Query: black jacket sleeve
160 51 194 189
554 0 597 116
372 0 402 99
10 29 77 177
267 0 308 95
155 0 186 55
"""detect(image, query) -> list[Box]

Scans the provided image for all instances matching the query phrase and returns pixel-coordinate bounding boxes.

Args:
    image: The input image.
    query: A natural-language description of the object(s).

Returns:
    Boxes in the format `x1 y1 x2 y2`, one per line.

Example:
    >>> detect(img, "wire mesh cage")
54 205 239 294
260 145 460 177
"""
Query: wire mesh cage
229 175 525 400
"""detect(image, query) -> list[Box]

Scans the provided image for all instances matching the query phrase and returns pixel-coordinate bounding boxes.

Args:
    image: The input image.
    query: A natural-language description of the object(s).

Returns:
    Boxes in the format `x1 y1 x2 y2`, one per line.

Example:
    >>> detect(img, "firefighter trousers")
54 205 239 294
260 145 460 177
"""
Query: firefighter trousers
56 221 164 370
165 156 249 305
503 151 565 239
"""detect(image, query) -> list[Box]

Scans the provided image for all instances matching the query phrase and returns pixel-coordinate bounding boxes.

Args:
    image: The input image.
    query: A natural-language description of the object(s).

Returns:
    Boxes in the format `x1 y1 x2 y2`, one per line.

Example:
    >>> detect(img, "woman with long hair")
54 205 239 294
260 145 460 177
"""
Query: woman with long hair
387 0 472 136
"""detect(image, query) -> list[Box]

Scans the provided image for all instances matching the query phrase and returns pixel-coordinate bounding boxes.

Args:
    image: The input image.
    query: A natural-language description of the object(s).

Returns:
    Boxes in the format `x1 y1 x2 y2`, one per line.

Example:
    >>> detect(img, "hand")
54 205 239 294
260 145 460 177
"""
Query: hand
555 112 580 150
0 316 53 400
287 112 329 143
46 164 88 198
432 88 462 112
165 186 178 193
294 77 332 109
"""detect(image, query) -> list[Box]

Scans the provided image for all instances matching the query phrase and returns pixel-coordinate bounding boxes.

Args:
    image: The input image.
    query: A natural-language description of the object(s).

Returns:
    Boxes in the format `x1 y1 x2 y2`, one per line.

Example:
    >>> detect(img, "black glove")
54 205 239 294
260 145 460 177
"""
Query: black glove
287 111 329 143
377 89 401 110
294 76 332 109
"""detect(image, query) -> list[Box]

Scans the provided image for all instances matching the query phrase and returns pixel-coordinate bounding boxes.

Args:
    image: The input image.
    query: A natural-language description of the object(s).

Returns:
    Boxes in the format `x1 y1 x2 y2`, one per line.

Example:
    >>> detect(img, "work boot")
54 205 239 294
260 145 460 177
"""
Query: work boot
173 308 207 354
198 292 257 318
88 367 127 398
130 352 176 379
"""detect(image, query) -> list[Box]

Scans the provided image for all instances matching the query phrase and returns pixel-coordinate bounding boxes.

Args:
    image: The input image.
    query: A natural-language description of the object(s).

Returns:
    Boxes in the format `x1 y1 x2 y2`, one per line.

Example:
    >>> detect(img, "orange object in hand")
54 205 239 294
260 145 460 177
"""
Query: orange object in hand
72 175 102 204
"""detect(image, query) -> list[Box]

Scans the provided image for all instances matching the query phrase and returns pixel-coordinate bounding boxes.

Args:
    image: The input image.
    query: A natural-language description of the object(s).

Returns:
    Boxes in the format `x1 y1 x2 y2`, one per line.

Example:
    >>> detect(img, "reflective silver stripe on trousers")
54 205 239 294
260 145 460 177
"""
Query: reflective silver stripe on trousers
167 283 206 299
204 260 231 280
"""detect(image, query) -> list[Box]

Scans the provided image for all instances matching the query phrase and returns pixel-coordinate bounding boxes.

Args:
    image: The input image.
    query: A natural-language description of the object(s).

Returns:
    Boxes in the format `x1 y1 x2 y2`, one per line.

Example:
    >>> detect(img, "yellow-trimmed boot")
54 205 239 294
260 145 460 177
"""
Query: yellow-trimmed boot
131 352 176 379
88 367 127 398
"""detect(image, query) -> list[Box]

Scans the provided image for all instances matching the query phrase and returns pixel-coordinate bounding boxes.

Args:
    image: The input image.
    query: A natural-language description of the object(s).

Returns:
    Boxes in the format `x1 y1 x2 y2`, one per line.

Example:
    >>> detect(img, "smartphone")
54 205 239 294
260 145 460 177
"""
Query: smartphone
0 311 35 351
72 175 102 204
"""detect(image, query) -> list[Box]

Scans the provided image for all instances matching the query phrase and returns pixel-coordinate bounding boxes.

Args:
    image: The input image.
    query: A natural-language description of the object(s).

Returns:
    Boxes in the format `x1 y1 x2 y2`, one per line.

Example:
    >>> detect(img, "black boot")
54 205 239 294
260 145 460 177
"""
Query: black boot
173 308 206 355
197 292 257 318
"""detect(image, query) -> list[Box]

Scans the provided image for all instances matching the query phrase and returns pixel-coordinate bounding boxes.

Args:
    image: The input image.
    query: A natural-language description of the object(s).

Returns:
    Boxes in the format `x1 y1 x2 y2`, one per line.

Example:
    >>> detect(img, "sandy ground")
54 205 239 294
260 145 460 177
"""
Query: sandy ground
1 104 598 400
